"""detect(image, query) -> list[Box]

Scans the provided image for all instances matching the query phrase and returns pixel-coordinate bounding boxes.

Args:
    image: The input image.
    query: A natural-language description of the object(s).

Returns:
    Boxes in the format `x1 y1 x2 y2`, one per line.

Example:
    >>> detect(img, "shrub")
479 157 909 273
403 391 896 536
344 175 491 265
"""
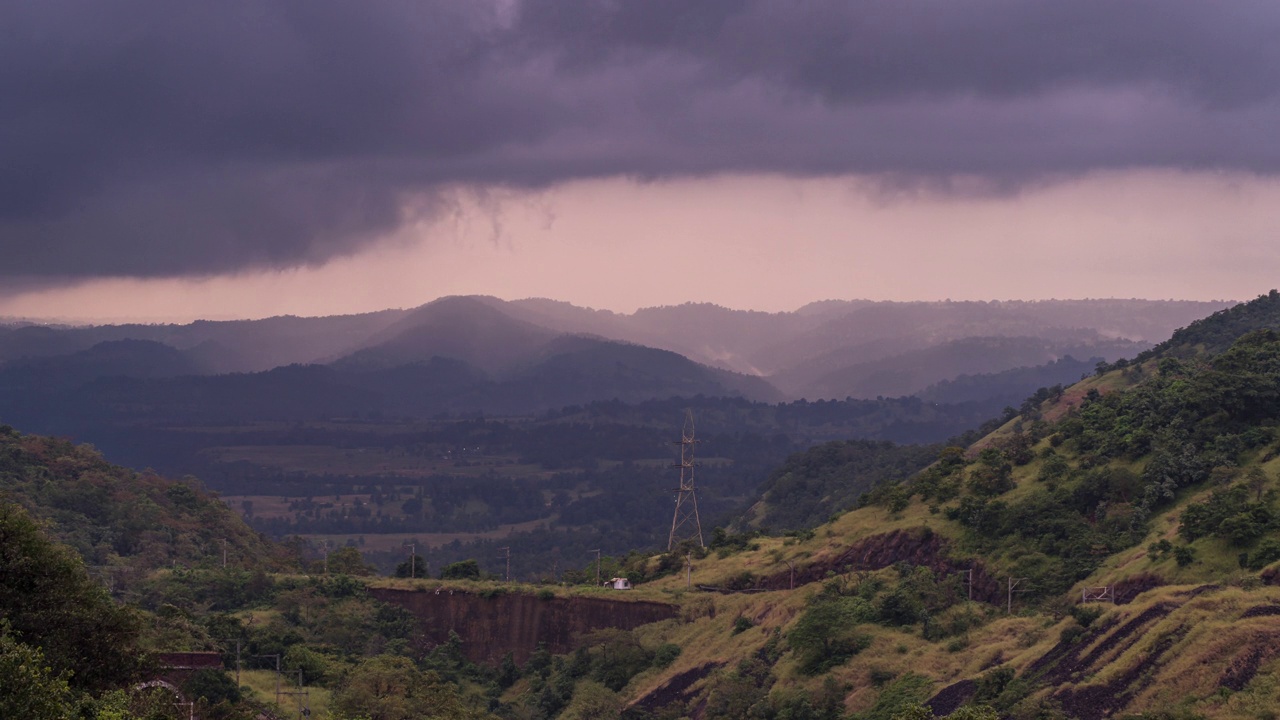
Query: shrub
870 667 897 687
439 559 481 580
1068 604 1103 628
652 643 681 669
877 587 925 627
1245 538 1280 570
1174 546 1196 567
788 597 874 674
1059 624 1086 644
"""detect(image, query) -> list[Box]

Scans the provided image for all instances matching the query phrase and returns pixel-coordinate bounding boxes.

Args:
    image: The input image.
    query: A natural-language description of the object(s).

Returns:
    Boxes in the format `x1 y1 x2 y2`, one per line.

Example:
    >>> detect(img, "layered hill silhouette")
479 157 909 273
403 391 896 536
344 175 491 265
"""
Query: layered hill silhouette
1 295 1227 388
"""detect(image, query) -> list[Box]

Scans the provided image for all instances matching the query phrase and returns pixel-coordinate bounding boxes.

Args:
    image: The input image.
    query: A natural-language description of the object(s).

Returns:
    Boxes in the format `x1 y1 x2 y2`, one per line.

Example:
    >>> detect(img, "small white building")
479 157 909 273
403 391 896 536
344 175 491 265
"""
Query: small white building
604 577 632 590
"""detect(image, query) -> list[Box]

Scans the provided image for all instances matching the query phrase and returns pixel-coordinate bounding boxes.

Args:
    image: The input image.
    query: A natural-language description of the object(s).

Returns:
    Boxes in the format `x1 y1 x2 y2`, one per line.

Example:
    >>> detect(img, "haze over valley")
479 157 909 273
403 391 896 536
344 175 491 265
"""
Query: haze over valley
8 2 1280 718
0 293 1232 574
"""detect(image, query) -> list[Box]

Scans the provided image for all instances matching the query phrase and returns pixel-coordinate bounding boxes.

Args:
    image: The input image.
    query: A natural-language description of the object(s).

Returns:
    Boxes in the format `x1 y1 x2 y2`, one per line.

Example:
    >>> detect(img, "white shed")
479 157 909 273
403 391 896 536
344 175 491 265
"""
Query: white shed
604 577 632 590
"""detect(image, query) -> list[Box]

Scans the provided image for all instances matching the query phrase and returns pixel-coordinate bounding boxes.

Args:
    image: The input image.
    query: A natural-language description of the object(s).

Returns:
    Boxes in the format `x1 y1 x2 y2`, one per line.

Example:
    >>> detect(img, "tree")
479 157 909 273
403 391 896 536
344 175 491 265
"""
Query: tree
328 546 374 576
891 704 935 720
183 669 242 716
331 655 489 720
394 554 423 578
1245 466 1270 503
788 597 874 674
440 559 481 580
557 680 621 720
891 704 998 720
967 449 1014 497
0 502 143 691
0 627 74 720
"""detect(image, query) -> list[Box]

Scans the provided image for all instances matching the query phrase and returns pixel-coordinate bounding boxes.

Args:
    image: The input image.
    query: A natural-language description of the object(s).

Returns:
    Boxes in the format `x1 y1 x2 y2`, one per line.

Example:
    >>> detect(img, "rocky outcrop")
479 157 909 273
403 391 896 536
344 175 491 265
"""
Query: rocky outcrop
370 587 678 665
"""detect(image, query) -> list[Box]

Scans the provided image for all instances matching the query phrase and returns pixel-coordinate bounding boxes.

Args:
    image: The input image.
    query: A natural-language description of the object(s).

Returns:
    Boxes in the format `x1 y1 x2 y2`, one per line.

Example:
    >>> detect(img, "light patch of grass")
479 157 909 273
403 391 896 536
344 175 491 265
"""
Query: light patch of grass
237 668 331 718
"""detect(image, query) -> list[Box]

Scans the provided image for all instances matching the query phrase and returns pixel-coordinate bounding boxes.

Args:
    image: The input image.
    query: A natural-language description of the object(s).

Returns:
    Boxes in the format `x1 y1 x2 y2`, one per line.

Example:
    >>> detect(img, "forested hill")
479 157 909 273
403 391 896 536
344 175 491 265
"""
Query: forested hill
0 424 284 572
742 288 1280 535
741 439 943 531
1125 288 1280 364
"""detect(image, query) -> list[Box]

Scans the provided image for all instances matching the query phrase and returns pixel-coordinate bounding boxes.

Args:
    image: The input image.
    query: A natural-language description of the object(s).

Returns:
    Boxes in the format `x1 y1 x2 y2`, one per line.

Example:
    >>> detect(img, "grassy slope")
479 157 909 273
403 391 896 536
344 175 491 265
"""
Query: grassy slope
551 296 1280 719
601 447 1280 718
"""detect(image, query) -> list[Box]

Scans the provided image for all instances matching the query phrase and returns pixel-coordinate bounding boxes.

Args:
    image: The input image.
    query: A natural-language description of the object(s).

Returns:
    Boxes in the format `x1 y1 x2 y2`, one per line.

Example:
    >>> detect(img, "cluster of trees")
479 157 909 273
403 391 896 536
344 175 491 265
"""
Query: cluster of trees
1114 289 1280 370
0 500 232 719
0 425 285 580
676 562 1002 720
787 564 981 675
749 440 942 530
853 326 1280 598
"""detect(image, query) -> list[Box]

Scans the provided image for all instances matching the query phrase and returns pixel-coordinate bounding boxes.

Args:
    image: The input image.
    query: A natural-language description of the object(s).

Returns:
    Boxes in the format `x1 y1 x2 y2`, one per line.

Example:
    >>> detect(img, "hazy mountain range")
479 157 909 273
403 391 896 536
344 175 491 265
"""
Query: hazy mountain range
0 297 1229 424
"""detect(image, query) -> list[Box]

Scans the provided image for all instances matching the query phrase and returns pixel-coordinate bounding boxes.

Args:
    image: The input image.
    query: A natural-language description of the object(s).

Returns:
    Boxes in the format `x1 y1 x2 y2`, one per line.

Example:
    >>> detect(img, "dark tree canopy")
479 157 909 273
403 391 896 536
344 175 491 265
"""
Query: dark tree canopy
0 502 145 692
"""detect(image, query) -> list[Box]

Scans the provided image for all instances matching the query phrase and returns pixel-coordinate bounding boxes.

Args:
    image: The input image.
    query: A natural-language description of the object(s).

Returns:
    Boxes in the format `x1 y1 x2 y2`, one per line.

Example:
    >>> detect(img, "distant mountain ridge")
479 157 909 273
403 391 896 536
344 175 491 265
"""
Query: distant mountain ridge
0 296 1233 421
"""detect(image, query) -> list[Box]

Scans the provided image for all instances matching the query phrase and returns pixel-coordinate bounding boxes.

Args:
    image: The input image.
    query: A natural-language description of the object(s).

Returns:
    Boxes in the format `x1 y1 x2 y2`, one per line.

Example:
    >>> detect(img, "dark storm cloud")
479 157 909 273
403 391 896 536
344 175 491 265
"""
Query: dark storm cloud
4 0 1280 278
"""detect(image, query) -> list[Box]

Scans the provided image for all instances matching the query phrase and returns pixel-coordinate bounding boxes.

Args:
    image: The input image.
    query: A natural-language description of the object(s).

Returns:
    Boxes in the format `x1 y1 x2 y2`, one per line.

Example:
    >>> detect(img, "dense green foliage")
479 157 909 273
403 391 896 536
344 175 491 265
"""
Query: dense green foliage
748 439 942 530
0 626 76 720
0 425 281 574
29 392 998 579
859 321 1280 599
1123 289 1280 366
331 654 489 720
917 356 1099 407
0 501 145 692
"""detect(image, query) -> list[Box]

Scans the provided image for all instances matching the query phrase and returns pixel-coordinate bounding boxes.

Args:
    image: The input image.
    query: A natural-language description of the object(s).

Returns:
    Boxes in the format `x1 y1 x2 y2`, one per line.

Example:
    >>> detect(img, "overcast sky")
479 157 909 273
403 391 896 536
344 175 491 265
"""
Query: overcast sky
3 0 1278 321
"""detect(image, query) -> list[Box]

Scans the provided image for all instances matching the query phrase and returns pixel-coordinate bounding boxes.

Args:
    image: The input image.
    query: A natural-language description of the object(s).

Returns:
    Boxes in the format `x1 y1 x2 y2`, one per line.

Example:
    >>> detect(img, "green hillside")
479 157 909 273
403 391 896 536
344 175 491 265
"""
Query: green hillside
8 292 1280 720
0 424 286 576
0 425 503 720
577 291 1280 720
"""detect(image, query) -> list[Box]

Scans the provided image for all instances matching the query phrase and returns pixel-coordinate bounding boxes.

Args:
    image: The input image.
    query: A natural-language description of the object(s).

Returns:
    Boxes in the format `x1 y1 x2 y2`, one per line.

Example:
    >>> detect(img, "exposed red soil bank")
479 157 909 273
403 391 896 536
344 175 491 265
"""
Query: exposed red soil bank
370 587 678 665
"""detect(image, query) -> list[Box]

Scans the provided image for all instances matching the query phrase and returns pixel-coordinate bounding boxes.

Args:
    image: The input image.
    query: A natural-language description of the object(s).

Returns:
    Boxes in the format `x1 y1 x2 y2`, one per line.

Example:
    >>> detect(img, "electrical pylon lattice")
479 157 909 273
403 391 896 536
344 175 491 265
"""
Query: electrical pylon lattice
667 409 704 550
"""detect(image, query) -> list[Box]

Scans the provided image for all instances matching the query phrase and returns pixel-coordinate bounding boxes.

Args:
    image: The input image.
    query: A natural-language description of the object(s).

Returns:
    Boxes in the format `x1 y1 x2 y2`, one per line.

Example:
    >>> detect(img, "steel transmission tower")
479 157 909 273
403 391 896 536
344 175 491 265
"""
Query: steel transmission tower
667 410 705 550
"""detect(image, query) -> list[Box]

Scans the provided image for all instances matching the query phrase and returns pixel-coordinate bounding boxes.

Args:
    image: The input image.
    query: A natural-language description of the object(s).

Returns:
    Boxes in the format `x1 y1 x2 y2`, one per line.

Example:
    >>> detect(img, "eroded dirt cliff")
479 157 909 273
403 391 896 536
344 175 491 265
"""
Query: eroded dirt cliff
370 587 678 664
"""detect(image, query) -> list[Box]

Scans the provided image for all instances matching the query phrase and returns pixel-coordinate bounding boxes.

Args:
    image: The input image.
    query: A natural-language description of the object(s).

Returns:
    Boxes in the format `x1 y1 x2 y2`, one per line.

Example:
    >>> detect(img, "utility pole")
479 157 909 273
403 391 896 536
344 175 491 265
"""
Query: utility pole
785 560 796 591
403 543 416 579
1007 577 1028 614
254 654 282 708
220 538 228 569
279 668 310 719
499 546 511 582
322 540 330 575
223 638 243 686
686 553 693 589
966 568 974 602
590 549 601 585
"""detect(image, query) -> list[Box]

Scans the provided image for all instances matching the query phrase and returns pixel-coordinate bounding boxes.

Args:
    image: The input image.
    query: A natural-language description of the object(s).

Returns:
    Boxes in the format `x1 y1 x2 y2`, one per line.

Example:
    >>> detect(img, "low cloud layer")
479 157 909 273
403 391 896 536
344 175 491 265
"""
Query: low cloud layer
5 0 1280 278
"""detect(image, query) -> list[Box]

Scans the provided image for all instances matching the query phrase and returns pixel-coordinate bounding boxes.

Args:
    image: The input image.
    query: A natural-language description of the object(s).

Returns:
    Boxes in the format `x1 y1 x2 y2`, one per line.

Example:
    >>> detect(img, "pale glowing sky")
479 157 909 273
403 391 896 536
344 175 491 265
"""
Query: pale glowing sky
2 170 1265 323
3 2 1279 322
